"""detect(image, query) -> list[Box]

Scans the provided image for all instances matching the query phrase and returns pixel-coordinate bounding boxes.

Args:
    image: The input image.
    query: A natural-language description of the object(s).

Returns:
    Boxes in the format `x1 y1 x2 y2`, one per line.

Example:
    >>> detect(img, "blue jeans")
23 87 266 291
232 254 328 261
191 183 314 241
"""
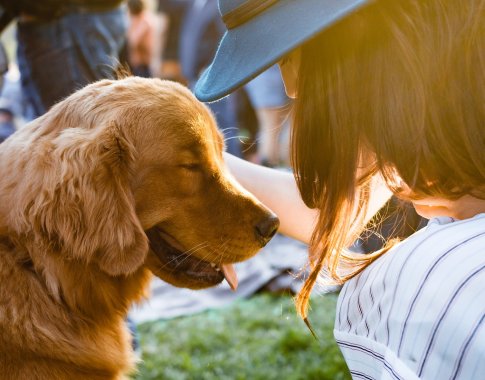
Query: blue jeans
17 6 127 118
244 65 289 109
207 95 242 158
189 80 242 158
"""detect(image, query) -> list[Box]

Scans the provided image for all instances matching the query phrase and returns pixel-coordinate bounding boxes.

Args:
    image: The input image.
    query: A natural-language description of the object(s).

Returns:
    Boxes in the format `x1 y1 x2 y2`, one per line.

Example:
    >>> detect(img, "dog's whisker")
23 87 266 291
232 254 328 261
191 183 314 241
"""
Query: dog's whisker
240 141 258 153
215 239 231 268
184 242 210 255
183 239 230 270
155 242 209 271
170 242 212 270
162 242 209 268
191 249 220 270
223 136 246 142
153 235 235 273
219 127 240 132
172 247 219 272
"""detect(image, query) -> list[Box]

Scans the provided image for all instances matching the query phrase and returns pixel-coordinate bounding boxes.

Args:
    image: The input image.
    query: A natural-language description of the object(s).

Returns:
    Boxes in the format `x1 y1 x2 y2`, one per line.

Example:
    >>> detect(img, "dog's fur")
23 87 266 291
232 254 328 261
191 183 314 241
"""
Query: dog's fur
0 77 278 379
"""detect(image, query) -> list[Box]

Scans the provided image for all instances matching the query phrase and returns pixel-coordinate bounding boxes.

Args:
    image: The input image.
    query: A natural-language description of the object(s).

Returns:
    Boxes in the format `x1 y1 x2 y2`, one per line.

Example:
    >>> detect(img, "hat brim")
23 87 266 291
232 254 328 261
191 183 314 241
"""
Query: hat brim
195 0 369 102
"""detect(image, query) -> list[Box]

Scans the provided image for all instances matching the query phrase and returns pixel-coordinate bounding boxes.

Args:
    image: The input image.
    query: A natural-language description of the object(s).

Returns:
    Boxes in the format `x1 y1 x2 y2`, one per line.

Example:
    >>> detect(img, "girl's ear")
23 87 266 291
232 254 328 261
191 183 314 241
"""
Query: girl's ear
22 121 148 276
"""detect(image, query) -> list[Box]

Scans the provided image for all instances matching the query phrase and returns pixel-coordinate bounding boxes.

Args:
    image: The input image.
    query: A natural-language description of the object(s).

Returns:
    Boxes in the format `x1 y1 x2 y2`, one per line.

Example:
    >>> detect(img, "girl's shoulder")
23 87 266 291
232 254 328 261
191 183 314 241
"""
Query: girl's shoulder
339 213 485 305
409 212 484 243
380 212 485 271
358 212 485 301
335 213 485 380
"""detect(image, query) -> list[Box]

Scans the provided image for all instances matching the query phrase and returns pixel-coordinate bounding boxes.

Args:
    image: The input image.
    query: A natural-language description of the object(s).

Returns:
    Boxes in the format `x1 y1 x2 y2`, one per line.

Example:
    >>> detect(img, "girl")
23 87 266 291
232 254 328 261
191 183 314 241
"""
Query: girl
195 0 485 378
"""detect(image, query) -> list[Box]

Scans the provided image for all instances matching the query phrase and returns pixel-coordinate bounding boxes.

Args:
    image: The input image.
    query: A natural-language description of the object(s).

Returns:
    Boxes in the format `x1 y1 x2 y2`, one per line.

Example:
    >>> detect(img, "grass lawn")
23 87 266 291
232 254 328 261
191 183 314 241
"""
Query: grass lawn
133 292 351 380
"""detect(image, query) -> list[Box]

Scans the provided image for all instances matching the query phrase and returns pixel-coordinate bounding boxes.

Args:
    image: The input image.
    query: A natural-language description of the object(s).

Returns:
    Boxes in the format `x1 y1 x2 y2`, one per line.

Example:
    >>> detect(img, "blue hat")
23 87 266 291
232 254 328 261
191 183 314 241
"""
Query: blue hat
194 0 370 102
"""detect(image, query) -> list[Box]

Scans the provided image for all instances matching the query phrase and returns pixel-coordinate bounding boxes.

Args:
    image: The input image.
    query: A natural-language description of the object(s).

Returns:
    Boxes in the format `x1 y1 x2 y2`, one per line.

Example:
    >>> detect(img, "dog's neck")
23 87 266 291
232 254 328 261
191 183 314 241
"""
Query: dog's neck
49 257 152 321
15 238 152 321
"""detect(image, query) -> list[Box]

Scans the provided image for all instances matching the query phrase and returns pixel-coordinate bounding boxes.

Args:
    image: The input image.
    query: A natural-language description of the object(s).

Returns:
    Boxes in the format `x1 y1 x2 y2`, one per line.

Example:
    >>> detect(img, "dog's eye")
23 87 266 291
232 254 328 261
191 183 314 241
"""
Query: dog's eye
180 163 200 171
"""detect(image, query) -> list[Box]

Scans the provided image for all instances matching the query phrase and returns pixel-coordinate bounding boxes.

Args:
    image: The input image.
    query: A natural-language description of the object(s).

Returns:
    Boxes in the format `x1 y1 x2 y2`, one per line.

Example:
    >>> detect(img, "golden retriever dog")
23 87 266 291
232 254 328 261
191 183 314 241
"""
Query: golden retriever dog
0 77 279 380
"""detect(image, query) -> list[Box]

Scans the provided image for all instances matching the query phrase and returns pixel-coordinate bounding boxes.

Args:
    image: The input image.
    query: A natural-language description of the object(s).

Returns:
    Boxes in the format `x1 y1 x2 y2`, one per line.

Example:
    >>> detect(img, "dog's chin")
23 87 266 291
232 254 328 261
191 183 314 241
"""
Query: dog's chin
144 226 225 290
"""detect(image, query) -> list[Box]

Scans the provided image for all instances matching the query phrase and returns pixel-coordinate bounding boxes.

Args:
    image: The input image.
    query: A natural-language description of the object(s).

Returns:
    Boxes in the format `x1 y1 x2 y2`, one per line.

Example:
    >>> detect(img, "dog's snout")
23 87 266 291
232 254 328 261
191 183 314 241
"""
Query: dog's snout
254 214 280 246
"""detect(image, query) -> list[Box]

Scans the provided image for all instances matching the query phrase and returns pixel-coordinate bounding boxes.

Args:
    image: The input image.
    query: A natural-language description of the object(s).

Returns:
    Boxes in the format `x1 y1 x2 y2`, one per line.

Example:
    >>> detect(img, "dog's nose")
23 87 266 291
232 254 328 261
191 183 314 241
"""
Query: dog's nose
255 214 280 246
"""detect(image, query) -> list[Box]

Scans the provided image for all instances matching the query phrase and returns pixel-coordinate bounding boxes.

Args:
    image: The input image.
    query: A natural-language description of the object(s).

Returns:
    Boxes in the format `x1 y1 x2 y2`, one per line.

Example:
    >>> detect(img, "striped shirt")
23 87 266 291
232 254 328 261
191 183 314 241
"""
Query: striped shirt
335 213 485 380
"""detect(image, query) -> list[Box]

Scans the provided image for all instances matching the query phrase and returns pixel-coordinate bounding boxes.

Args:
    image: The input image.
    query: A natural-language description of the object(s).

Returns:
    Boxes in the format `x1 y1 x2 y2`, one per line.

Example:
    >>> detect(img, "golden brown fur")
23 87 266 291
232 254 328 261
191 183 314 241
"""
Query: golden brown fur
0 77 278 379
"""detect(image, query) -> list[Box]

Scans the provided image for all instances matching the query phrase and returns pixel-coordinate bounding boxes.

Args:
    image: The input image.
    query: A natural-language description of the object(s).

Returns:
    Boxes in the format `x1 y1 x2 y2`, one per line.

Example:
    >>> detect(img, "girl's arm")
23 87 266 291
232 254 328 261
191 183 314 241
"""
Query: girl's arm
224 153 318 243
224 153 392 244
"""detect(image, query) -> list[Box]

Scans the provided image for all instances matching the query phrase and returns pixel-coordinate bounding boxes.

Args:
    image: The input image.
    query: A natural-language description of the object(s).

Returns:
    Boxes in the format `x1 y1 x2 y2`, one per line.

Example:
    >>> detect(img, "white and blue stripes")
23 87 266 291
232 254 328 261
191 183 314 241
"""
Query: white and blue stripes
334 213 485 380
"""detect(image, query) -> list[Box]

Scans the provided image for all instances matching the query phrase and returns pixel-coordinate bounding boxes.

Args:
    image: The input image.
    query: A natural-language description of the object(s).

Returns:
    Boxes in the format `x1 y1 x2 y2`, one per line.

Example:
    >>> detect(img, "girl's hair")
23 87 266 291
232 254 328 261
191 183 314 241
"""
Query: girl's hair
292 0 485 319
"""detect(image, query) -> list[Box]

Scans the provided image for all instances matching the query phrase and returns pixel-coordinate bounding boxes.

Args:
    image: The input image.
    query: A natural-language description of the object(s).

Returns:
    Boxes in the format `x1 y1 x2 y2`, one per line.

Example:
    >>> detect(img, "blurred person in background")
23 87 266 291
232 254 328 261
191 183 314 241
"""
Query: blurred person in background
0 38 15 142
179 0 242 157
127 0 158 78
0 98 16 143
244 65 290 167
156 0 190 83
0 0 127 119
0 64 31 122
160 0 291 161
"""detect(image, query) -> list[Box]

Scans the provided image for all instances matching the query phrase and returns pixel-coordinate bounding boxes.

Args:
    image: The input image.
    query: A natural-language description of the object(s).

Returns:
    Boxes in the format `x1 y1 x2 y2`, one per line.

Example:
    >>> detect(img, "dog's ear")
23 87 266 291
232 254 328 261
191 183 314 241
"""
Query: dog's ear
88 122 149 275
22 121 148 276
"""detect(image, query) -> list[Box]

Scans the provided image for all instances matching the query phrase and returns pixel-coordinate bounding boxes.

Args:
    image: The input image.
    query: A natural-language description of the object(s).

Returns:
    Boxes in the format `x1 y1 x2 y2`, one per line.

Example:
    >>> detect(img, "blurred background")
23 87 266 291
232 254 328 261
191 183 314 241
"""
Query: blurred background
0 1 351 378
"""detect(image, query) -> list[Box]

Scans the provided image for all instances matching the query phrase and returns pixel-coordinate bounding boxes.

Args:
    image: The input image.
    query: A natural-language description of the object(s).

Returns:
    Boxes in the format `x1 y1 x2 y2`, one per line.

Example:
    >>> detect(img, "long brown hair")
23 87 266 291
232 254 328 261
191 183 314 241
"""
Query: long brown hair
291 0 485 320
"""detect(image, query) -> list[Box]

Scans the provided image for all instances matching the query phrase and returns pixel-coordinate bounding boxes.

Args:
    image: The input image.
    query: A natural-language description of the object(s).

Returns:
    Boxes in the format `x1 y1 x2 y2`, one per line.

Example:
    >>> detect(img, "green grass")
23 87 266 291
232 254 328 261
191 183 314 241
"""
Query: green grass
133 292 350 380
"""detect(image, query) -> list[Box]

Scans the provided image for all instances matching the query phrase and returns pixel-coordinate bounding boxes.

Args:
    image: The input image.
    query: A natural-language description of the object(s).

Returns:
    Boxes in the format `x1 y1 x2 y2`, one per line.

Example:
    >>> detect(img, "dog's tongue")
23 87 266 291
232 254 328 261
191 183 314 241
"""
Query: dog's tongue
221 264 238 291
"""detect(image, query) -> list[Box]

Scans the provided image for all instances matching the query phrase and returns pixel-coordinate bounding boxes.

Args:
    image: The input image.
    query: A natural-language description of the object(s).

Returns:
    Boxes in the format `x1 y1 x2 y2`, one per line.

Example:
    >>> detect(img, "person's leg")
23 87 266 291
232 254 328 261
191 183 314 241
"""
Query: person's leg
244 65 290 166
254 106 288 167
16 20 57 118
16 6 127 118
207 94 242 158
132 64 151 78
69 7 128 82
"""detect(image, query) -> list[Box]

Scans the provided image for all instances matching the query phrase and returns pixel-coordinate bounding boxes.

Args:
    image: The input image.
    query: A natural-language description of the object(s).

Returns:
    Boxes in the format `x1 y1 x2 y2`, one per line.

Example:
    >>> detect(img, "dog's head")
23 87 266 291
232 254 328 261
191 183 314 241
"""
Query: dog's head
0 77 279 290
